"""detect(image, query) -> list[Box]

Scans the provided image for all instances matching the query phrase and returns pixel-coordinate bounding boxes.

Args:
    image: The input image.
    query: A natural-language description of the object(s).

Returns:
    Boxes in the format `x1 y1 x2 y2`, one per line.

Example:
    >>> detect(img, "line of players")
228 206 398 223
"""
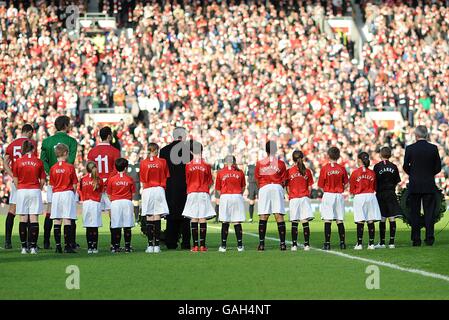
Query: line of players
5 125 402 254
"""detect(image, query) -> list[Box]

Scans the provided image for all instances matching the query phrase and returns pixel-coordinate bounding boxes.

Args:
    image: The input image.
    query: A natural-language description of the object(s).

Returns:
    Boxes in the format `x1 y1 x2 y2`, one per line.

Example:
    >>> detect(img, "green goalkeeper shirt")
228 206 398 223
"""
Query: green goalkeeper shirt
40 131 78 174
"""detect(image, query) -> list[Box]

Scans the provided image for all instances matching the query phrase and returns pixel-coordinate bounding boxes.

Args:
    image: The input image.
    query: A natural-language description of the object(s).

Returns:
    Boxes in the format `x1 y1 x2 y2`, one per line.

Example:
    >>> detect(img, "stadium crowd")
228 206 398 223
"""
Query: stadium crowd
0 0 449 204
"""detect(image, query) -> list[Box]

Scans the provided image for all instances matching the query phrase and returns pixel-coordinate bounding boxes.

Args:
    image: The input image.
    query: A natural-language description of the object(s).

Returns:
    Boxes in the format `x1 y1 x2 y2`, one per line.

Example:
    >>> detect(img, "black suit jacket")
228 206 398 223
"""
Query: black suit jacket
403 140 441 194
159 140 193 216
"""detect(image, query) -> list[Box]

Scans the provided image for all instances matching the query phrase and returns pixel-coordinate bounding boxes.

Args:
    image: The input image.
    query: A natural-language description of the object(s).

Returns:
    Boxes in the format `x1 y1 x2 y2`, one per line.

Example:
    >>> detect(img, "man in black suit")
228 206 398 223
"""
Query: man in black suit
403 125 442 246
159 127 192 250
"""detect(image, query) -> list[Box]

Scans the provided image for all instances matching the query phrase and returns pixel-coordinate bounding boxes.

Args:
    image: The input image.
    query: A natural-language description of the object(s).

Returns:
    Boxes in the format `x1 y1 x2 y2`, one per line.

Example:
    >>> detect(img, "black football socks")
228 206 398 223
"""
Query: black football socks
379 221 386 245
29 222 39 249
258 220 267 246
277 221 286 247
302 222 310 246
389 221 396 245
71 219 77 248
234 224 243 247
324 222 331 246
199 223 207 247
5 212 15 245
54 224 62 248
19 221 27 248
154 220 161 247
63 224 71 249
123 227 132 249
337 223 345 245
291 222 299 247
357 223 364 245
146 221 155 246
221 222 230 248
191 222 199 247
367 222 375 246
43 213 52 247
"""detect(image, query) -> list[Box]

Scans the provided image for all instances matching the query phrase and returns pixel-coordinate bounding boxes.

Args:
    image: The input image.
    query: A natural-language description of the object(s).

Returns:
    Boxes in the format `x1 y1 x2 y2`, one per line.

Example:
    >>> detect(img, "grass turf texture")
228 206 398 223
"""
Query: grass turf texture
1 212 448 300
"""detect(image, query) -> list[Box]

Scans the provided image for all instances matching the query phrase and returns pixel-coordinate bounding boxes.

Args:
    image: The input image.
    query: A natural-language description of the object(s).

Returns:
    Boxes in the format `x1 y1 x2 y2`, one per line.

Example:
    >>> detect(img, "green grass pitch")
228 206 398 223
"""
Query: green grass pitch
1 212 448 300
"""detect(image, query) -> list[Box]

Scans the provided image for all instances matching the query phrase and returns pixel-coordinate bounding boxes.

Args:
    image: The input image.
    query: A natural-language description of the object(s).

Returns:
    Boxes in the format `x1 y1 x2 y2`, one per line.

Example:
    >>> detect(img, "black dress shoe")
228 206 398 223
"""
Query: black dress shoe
425 239 434 246
64 246 77 253
55 246 63 253
44 243 52 250
181 244 191 250
412 241 422 247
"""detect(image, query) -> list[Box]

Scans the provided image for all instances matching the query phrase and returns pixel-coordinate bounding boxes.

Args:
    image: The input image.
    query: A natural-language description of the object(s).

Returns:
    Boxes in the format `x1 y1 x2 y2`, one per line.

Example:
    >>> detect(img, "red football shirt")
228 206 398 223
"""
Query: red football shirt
87 143 121 181
286 166 314 199
49 161 78 193
78 174 104 202
107 172 136 201
318 162 348 193
13 153 46 189
140 156 170 189
6 137 38 170
215 166 246 195
255 156 288 188
349 167 377 195
185 159 213 194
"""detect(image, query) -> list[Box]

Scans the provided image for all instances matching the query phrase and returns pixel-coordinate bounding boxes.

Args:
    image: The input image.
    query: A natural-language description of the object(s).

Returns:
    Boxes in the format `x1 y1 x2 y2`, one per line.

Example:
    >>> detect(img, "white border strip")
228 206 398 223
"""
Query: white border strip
210 226 449 283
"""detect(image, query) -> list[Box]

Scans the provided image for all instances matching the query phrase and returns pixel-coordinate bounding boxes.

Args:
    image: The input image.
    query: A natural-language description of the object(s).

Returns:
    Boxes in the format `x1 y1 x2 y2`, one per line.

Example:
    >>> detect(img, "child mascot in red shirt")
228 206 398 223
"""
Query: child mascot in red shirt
182 141 216 252
107 158 136 253
350 152 382 250
13 140 46 254
140 142 170 254
215 155 246 252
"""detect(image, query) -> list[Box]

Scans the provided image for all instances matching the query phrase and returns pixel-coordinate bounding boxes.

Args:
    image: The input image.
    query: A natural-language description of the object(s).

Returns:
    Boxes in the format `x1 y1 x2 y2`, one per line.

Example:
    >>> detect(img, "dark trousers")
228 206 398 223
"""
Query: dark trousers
409 193 437 243
165 215 191 249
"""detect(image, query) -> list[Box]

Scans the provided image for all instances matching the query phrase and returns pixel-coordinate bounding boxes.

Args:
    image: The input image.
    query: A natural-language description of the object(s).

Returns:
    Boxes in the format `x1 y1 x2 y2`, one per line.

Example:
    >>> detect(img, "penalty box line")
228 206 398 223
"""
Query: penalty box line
209 226 449 284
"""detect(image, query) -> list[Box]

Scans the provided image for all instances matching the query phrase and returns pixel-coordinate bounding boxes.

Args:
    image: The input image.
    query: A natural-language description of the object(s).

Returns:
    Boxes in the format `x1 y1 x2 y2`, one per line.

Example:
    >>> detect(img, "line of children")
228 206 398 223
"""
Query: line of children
11 137 402 254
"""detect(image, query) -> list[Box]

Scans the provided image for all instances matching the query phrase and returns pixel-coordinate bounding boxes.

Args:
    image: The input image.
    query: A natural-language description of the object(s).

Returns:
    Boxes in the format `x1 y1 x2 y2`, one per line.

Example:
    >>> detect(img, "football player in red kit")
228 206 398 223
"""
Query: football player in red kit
87 126 121 211
182 141 215 252
49 144 79 253
88 126 121 250
318 147 349 250
3 124 37 249
140 143 170 254
350 152 381 250
79 161 104 253
215 155 246 252
255 141 288 251
107 158 136 253
13 140 46 254
286 150 314 251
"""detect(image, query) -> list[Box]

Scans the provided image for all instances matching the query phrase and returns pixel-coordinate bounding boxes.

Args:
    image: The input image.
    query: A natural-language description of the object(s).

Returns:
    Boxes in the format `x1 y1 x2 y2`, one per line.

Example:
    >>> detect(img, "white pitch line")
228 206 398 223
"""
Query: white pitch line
210 226 449 284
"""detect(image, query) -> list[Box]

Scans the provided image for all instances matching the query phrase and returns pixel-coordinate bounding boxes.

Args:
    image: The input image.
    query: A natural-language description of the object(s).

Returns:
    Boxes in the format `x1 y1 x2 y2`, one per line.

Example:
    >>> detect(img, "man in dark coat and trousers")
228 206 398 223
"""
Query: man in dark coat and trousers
403 125 442 246
160 127 192 249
